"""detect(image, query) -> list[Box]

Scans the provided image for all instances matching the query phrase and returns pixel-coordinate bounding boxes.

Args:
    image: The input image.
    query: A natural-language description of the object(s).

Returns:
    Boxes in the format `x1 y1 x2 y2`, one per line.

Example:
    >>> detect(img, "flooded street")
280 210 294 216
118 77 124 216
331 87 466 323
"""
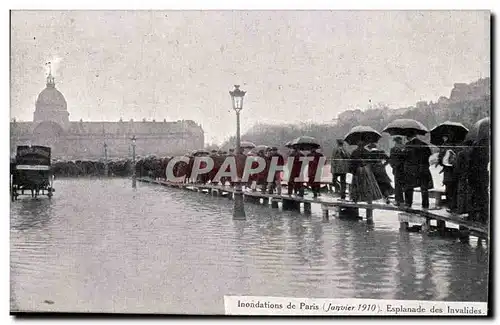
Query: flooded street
10 178 489 315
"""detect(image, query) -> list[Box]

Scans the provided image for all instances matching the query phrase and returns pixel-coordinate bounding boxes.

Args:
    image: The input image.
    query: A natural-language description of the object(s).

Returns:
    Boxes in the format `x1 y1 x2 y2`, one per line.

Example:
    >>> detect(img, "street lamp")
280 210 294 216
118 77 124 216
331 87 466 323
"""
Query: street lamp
229 85 246 219
131 135 137 188
103 142 109 177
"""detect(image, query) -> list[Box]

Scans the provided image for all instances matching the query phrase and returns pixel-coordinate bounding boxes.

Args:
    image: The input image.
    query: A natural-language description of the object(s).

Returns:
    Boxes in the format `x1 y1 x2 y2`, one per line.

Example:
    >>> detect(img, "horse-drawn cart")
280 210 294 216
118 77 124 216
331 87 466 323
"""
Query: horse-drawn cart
10 145 55 201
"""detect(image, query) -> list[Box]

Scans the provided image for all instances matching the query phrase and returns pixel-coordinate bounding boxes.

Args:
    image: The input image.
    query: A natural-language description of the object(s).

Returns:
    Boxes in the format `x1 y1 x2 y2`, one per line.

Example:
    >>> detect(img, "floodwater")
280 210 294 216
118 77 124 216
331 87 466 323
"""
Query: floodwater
11 177 489 315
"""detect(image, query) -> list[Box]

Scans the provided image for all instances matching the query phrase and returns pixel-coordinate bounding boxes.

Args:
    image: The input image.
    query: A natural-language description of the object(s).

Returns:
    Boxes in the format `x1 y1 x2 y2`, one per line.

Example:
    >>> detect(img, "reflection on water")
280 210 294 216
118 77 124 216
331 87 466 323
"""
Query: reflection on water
10 178 489 314
11 198 53 231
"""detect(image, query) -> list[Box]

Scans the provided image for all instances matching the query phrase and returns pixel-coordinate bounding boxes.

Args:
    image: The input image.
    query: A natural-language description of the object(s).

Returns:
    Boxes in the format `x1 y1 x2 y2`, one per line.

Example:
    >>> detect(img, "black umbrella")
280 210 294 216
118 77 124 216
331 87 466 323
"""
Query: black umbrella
430 121 469 145
239 141 256 150
191 149 210 156
290 136 320 150
465 117 490 145
250 145 270 154
383 118 429 136
344 125 382 145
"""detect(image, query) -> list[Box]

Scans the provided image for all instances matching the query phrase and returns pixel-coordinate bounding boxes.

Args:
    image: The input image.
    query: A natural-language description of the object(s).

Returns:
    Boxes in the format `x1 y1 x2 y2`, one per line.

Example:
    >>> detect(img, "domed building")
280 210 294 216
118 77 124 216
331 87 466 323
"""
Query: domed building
10 73 205 159
33 73 69 126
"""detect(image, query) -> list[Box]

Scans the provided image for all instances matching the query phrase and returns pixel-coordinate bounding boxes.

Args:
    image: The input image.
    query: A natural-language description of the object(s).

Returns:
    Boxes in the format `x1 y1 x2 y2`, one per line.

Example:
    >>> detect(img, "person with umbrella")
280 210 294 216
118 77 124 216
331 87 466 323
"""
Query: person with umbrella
207 150 218 184
366 143 394 204
466 117 490 223
287 146 305 197
287 136 320 197
330 139 349 199
256 149 270 193
307 147 324 198
234 146 247 189
389 136 405 206
435 135 456 208
452 139 474 215
383 119 432 209
267 146 284 195
431 121 468 209
401 131 433 209
344 126 384 203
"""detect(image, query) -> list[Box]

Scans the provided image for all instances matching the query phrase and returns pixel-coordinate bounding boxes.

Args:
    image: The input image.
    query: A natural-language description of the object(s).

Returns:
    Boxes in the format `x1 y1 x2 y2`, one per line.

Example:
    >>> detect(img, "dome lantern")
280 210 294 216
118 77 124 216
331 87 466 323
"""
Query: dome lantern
46 72 55 88
45 62 56 88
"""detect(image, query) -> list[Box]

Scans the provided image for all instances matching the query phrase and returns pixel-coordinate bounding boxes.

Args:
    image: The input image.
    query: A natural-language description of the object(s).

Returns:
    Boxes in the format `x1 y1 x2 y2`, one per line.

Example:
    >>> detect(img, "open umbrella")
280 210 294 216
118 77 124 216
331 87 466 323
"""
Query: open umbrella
284 140 293 148
430 121 469 145
239 141 256 150
465 117 490 145
383 118 429 136
250 145 270 154
290 136 320 150
344 125 382 145
191 149 210 156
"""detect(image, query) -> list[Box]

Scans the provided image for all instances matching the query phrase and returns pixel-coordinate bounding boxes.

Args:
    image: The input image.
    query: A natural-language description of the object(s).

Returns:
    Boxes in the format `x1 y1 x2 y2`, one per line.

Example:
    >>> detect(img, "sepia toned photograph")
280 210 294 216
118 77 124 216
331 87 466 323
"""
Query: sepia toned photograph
9 9 490 316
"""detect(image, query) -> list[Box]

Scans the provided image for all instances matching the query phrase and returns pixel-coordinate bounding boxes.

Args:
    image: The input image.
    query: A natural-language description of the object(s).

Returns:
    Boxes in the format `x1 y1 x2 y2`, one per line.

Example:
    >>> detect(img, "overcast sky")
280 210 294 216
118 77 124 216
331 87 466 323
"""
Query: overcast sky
10 10 490 144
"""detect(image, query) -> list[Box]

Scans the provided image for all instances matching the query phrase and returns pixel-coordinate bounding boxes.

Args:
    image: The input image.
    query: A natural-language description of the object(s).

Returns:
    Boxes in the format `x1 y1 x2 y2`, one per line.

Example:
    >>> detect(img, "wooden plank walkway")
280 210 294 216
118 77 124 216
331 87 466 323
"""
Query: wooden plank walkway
137 177 489 241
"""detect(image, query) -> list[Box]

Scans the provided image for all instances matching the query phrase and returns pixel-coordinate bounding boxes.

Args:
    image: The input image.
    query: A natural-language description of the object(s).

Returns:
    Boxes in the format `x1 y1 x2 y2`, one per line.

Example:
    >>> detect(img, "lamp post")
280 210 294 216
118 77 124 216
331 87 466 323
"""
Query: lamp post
104 142 109 177
229 85 246 219
131 135 137 188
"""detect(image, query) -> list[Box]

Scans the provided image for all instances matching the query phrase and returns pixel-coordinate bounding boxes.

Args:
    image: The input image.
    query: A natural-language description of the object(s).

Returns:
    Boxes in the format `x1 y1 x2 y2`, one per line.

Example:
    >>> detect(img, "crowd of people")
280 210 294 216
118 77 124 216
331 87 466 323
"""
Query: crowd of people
39 125 489 224
329 131 489 224
168 146 324 197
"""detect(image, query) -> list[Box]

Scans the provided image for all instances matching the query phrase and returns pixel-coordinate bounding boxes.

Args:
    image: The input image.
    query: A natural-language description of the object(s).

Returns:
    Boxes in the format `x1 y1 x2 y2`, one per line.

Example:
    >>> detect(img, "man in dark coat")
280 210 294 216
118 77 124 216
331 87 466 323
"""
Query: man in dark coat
267 147 284 195
330 139 349 199
389 137 405 206
256 149 270 193
402 133 433 209
287 147 305 197
227 149 236 187
307 148 324 198
469 137 490 223
435 136 456 208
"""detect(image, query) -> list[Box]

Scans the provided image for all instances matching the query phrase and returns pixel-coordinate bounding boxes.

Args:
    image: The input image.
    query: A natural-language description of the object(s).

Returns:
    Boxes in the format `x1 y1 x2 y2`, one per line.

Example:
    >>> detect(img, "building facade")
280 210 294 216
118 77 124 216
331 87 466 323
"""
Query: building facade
10 74 205 159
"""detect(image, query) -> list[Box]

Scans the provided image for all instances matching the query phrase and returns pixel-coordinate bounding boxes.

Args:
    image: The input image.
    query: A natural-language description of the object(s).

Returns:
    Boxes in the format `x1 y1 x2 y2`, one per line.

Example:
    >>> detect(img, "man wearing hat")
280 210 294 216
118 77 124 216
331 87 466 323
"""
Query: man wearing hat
402 132 433 209
330 139 349 199
389 136 405 206
267 146 284 195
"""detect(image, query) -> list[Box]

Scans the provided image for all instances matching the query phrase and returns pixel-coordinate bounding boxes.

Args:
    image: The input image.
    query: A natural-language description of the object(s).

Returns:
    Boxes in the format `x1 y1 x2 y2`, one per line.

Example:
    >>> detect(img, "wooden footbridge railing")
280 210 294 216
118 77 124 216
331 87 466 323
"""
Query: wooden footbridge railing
137 177 489 244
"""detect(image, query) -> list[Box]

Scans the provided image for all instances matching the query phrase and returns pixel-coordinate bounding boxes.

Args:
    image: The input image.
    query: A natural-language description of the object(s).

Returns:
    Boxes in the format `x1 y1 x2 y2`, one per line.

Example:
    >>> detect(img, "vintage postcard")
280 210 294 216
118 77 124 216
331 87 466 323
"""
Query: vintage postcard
9 9 491 316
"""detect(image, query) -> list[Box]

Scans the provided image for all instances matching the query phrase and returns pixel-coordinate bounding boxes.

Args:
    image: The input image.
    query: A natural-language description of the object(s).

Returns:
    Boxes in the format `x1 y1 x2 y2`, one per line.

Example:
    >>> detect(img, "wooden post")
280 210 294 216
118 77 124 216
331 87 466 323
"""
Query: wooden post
283 199 292 210
437 220 446 236
458 225 470 244
422 218 431 234
322 205 329 220
303 202 311 215
366 200 374 225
